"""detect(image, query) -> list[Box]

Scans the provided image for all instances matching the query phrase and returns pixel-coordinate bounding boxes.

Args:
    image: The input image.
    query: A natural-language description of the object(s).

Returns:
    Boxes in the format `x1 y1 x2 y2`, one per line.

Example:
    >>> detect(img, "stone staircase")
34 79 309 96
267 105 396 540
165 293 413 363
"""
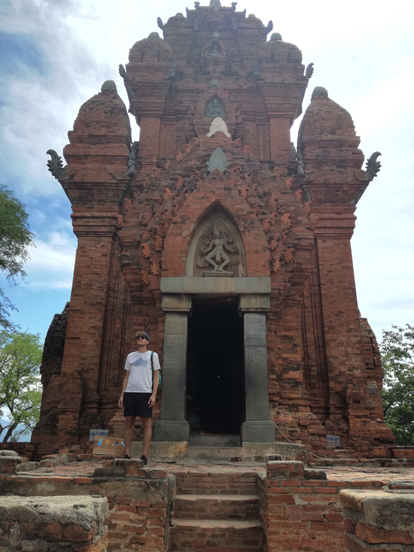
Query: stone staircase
169 468 264 552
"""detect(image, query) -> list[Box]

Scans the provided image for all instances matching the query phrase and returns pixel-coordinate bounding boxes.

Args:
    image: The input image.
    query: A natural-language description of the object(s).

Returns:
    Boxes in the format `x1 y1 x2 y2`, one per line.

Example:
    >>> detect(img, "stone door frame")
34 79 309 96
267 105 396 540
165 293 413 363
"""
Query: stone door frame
154 276 275 443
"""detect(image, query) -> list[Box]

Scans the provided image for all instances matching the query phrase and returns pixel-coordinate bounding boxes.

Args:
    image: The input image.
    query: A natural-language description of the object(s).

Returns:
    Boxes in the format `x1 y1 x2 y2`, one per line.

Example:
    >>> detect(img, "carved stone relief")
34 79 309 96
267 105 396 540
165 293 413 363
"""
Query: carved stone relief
186 210 246 277
205 97 226 118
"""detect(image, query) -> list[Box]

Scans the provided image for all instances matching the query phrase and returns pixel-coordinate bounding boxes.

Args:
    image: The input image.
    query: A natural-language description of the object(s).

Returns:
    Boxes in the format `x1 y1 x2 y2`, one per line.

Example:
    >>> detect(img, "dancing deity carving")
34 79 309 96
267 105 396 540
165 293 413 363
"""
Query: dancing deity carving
197 222 239 275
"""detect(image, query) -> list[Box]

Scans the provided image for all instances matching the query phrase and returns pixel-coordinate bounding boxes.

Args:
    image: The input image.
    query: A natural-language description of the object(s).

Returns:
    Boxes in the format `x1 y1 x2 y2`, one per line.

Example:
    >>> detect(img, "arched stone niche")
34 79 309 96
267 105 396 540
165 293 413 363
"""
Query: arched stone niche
185 203 246 277
205 96 226 119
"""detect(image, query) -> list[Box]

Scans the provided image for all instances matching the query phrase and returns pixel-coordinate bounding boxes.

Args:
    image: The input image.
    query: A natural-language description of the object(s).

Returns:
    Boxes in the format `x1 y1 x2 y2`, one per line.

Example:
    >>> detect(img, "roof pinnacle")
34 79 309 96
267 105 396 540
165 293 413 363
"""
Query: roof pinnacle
209 0 221 10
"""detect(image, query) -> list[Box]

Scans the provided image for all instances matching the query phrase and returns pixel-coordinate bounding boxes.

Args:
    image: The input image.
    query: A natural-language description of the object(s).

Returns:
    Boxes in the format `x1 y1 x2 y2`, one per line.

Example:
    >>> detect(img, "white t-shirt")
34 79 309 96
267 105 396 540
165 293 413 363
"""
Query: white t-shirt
124 350 160 393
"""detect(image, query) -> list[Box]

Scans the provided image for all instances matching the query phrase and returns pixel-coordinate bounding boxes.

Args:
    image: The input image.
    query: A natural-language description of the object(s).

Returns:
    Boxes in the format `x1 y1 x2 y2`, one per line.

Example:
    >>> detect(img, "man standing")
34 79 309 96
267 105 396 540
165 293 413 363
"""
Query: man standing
118 331 160 464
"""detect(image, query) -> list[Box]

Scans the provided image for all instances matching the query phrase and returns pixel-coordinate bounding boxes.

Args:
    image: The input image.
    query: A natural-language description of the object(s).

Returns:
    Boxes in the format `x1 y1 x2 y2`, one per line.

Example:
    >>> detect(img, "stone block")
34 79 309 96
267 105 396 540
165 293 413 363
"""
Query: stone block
239 294 270 312
340 489 414 547
162 294 192 312
154 420 190 441
0 495 108 551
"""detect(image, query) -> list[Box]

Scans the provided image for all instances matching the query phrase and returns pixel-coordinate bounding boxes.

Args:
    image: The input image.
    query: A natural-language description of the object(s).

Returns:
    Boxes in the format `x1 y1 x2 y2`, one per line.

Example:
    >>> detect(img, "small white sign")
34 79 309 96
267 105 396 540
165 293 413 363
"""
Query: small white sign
89 429 109 442
327 434 341 447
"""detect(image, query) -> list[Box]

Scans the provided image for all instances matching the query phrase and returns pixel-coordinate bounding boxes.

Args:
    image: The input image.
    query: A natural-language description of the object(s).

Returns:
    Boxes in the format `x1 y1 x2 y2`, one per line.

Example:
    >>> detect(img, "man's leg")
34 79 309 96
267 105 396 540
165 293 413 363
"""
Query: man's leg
124 415 136 457
141 417 152 458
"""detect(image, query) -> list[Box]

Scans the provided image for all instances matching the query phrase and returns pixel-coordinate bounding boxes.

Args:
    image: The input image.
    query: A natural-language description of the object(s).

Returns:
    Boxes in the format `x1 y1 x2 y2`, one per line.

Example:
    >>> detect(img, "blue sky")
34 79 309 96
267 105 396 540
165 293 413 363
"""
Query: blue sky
0 0 413 343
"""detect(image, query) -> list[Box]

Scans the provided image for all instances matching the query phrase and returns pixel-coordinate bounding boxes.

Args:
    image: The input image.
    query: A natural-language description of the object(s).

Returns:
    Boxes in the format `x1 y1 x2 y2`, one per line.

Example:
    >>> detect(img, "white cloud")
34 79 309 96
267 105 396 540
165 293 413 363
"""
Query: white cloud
24 231 76 290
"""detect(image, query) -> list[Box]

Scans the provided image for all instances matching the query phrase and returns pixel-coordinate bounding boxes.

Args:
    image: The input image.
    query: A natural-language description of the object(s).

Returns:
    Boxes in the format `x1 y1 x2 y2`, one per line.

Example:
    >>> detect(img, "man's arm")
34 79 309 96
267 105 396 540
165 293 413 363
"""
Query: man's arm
148 370 159 407
118 371 130 408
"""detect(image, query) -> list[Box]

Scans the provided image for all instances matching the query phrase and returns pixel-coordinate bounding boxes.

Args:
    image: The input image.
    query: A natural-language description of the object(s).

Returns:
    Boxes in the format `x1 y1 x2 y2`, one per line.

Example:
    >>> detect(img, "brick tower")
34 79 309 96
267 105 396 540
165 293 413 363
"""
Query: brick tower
33 0 394 457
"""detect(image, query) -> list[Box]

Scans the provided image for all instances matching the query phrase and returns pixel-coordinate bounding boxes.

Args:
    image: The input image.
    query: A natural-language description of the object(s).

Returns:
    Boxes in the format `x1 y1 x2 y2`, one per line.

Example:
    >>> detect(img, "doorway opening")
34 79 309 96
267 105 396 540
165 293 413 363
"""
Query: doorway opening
186 297 245 435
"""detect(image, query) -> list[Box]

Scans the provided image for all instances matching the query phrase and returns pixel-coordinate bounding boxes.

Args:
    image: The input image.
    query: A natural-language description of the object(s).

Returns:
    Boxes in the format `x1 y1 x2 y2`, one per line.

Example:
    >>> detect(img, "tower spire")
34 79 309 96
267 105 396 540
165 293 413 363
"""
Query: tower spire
209 0 221 10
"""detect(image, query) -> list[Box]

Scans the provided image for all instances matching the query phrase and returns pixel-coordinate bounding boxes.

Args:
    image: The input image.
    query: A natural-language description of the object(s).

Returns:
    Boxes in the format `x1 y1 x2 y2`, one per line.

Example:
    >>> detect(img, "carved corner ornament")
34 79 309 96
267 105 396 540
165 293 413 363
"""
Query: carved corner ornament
364 152 382 182
46 149 68 181
127 141 139 178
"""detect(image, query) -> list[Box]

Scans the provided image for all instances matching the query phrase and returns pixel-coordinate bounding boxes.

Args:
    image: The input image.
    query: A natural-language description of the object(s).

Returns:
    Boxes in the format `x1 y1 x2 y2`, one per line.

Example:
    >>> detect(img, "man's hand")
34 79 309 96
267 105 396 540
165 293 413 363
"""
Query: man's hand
118 396 124 408
148 394 156 407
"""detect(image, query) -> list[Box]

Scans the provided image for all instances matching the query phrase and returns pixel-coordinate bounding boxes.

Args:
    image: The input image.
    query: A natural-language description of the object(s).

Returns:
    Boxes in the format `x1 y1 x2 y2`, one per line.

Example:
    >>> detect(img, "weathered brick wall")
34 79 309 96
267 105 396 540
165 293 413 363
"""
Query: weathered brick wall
0 459 173 552
0 495 108 552
340 489 414 550
261 458 385 552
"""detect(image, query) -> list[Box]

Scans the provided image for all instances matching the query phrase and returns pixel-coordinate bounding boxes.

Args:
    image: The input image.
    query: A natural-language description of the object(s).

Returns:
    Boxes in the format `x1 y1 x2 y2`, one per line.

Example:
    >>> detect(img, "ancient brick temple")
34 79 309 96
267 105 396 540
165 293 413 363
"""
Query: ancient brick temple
34 0 394 457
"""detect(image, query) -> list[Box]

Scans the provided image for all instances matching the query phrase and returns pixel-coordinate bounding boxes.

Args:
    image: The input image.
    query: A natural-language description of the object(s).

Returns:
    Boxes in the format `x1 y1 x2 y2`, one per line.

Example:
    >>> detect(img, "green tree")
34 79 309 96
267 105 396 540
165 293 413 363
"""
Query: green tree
380 324 414 445
0 329 43 442
0 184 34 329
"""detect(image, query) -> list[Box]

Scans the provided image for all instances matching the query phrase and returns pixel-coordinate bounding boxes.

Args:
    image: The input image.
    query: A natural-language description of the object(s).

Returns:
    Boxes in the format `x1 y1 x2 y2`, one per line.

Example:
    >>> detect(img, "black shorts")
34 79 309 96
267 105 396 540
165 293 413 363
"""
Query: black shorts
123 392 153 418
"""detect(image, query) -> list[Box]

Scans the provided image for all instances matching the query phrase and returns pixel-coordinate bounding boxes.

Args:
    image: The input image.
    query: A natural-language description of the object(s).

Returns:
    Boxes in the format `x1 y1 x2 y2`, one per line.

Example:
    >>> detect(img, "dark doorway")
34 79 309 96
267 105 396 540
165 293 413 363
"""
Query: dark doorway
186 297 244 434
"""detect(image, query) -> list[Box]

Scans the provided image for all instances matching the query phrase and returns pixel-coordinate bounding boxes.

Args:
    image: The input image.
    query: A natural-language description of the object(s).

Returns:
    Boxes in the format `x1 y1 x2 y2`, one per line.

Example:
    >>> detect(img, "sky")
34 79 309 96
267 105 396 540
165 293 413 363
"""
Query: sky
0 0 413 344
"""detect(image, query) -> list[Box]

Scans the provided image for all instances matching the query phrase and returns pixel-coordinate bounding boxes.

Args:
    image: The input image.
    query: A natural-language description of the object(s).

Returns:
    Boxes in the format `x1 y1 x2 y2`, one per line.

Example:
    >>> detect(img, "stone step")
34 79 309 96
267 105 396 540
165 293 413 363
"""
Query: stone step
170 519 263 552
189 434 242 447
174 494 260 520
175 469 257 495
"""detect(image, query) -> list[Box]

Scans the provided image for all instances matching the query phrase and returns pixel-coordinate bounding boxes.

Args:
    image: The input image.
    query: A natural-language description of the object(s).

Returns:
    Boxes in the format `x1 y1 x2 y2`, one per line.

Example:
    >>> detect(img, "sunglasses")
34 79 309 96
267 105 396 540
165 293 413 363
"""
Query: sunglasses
136 335 148 340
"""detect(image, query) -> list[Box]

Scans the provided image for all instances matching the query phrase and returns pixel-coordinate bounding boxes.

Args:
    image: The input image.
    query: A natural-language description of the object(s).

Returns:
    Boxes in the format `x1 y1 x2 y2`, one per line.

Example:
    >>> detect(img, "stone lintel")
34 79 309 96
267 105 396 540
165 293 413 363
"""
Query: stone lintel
154 420 190 442
242 421 275 443
160 276 271 295
239 294 270 312
162 294 192 312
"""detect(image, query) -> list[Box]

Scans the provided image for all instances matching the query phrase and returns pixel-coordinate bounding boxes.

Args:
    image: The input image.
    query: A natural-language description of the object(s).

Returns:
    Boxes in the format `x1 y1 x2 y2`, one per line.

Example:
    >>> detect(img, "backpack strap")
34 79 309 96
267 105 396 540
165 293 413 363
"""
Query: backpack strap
151 351 154 388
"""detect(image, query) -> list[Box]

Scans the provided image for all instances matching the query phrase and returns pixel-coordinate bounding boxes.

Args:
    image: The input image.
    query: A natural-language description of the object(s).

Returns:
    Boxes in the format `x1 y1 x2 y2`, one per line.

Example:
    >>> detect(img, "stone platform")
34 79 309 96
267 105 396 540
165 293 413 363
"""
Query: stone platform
131 440 305 463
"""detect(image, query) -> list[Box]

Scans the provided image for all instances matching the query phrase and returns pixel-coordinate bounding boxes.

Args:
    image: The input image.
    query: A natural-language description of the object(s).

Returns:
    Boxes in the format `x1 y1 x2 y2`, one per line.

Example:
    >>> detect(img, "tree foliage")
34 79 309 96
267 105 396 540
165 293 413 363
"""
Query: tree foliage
0 329 43 442
0 185 34 328
380 324 414 446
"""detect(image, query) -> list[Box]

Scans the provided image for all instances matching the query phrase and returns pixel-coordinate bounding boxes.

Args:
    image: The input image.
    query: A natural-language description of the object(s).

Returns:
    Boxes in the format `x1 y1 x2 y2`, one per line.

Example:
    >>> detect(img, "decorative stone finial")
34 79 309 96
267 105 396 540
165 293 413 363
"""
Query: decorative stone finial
265 21 273 35
157 18 164 32
207 147 229 173
207 117 231 138
305 63 314 78
270 33 282 41
253 60 261 79
210 79 220 88
46 149 64 180
119 64 127 80
311 86 328 100
364 152 382 182
127 142 140 178
168 61 177 81
149 31 160 39
297 151 305 178
101 80 117 93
